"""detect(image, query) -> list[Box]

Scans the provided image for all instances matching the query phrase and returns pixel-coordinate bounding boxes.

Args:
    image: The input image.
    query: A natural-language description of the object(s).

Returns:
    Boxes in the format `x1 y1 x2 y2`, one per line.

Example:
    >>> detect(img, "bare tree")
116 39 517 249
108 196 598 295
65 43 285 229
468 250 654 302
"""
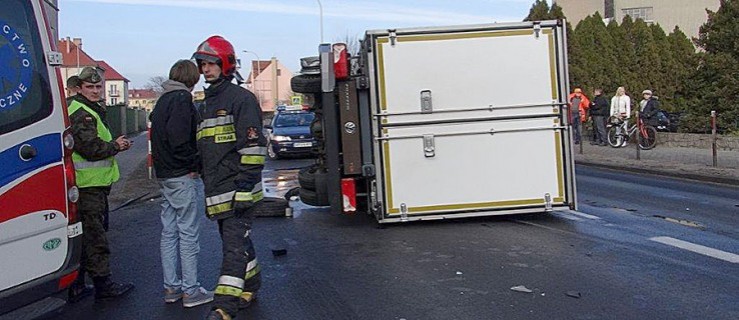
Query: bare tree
145 76 167 96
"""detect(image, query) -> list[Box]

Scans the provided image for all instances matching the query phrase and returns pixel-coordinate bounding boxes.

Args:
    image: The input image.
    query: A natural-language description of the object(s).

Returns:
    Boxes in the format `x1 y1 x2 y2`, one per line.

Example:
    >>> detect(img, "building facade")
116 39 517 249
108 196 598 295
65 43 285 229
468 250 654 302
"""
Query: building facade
58 38 129 106
98 61 129 106
554 0 720 39
243 58 294 113
128 89 158 111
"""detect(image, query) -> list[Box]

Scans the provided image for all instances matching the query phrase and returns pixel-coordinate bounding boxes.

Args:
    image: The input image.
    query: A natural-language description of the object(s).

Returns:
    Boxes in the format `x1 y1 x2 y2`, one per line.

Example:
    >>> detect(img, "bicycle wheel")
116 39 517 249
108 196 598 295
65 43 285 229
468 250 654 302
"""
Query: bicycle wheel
639 126 657 150
607 126 623 148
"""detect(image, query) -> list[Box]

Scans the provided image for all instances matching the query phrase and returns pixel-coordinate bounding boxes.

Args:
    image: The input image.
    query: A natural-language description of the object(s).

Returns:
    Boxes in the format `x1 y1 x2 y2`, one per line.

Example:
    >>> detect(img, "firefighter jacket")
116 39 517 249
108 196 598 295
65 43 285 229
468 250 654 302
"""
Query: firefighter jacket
68 95 120 188
197 80 267 220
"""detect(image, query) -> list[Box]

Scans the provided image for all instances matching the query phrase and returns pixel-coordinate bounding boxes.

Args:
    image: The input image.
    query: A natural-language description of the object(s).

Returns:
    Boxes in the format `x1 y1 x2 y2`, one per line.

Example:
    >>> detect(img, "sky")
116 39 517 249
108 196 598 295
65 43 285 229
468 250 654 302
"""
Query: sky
59 0 542 88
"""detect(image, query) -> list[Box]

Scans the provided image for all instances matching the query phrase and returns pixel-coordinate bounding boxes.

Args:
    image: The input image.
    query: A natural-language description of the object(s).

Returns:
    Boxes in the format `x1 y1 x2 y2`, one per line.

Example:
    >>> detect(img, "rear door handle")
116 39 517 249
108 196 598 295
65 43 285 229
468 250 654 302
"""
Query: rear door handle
19 144 38 161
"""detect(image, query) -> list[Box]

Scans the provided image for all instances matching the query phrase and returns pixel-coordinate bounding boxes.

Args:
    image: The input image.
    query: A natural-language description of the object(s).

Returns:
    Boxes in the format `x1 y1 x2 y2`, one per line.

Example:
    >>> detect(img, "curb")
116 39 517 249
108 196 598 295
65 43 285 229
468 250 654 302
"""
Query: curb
575 160 739 187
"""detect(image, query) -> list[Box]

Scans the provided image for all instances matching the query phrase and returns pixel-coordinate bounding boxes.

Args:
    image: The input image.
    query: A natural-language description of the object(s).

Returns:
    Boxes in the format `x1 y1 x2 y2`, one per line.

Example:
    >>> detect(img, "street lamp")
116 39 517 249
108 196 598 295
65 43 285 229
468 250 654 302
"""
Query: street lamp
242 50 262 102
316 0 324 43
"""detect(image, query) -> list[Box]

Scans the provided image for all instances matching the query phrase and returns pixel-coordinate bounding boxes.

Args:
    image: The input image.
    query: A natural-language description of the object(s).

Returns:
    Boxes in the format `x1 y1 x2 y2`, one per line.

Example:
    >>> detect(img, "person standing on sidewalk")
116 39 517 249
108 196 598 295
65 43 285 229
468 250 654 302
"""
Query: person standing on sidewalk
610 87 631 146
67 67 134 301
640 90 660 127
192 36 266 320
568 88 590 144
589 88 610 146
150 60 214 308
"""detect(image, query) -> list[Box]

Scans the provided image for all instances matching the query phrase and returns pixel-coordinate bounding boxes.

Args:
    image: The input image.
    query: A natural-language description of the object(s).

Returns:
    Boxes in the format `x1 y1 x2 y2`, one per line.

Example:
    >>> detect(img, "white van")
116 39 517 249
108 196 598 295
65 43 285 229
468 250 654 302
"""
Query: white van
0 0 83 318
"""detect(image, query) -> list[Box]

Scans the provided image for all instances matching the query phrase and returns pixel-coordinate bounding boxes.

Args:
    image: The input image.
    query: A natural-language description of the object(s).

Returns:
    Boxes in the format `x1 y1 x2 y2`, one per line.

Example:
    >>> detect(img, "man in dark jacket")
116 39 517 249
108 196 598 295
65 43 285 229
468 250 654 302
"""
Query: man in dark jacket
589 88 610 146
640 90 660 127
150 60 214 308
192 36 267 320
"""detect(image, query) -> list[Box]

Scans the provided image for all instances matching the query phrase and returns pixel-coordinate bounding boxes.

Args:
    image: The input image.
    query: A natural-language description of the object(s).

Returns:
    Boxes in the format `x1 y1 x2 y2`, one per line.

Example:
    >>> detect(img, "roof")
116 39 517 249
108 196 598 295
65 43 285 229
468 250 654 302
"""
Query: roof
128 89 159 100
245 60 271 84
96 60 129 82
58 39 98 67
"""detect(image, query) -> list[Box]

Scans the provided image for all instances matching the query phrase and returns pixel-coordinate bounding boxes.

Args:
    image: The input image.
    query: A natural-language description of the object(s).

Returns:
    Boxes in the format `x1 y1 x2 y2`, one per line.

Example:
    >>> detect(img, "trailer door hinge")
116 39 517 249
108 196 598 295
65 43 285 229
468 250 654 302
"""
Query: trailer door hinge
544 193 553 212
389 29 397 46
423 134 435 158
400 203 408 222
533 22 542 39
420 90 433 113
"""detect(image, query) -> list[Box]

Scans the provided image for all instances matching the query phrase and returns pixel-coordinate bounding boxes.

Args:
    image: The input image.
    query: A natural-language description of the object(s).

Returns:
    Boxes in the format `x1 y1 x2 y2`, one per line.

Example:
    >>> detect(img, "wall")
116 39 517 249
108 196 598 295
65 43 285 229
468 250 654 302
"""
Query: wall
554 0 606 26
657 132 739 151
615 0 719 39
105 80 128 106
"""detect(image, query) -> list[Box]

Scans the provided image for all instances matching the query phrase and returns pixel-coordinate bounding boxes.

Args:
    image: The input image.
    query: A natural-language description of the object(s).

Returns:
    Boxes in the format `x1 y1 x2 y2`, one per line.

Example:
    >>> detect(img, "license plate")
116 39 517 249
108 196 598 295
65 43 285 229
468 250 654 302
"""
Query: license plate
293 142 312 148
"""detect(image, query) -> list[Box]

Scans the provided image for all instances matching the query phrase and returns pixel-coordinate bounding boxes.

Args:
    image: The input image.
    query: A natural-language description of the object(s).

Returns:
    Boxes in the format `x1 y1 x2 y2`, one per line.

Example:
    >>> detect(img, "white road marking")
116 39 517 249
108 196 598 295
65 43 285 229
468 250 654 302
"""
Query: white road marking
567 211 601 220
649 236 739 264
551 212 583 221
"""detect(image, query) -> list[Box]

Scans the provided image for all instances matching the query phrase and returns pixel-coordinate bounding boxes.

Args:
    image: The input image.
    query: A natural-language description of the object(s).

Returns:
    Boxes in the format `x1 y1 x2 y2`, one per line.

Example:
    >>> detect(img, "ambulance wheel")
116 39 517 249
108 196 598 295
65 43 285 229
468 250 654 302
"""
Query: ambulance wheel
291 74 322 94
253 197 289 217
299 188 329 207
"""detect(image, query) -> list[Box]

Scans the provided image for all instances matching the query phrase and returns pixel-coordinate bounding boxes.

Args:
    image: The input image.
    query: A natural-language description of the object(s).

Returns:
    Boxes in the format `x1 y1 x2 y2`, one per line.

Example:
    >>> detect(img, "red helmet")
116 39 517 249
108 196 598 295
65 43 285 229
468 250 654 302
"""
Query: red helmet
192 36 237 77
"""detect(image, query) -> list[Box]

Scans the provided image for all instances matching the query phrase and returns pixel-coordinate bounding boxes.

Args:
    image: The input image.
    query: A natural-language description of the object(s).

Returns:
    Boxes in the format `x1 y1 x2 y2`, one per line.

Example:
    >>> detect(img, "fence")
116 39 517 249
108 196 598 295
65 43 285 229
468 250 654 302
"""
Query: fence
106 105 149 137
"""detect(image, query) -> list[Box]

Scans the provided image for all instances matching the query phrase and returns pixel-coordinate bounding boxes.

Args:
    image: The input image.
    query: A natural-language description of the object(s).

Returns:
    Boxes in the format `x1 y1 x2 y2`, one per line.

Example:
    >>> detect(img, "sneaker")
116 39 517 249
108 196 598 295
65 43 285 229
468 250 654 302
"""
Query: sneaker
183 287 214 308
94 280 134 300
238 291 257 310
164 287 183 303
205 308 231 320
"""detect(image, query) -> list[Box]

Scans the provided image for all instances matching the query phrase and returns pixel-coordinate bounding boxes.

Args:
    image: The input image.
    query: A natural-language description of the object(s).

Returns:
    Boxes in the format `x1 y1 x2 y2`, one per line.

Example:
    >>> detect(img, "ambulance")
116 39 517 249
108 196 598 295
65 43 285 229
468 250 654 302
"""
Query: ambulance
0 0 82 317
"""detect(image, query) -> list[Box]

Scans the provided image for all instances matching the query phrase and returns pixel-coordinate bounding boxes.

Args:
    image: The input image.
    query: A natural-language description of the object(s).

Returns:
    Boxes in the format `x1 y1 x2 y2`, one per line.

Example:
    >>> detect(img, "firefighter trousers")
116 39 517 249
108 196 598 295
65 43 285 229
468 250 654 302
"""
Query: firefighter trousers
213 208 261 316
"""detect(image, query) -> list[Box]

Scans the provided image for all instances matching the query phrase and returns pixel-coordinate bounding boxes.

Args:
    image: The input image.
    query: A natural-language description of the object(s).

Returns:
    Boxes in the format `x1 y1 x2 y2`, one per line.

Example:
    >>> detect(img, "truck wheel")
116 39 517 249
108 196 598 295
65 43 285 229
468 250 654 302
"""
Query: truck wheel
299 187 329 206
298 165 318 190
291 74 322 94
253 197 289 217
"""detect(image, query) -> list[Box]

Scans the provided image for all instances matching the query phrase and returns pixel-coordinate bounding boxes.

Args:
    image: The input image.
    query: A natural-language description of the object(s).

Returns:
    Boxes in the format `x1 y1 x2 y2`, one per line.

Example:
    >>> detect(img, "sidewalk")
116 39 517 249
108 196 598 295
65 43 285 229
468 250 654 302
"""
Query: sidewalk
574 141 739 185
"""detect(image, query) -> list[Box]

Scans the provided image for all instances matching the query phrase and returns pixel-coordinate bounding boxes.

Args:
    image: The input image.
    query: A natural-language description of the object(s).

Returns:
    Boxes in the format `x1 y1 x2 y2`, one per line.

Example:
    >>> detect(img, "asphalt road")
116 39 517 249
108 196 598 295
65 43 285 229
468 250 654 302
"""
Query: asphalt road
54 160 739 320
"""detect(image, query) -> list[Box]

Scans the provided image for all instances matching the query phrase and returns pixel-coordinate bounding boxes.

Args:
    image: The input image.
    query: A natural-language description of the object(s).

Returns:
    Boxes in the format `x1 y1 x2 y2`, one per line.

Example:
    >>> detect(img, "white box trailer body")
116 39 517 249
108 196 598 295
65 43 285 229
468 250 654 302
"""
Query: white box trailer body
359 21 576 223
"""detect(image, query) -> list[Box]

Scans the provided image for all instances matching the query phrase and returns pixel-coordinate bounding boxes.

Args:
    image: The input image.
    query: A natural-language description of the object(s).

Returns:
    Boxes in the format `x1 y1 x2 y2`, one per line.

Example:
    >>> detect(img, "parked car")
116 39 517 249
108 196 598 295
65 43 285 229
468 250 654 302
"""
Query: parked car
266 105 317 159
655 110 681 132
1 0 83 318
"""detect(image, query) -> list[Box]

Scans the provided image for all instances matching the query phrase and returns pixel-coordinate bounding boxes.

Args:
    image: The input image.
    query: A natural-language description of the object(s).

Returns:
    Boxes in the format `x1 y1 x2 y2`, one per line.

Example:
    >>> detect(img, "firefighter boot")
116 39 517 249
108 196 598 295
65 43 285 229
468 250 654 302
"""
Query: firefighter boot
238 292 256 310
93 276 134 300
205 308 232 320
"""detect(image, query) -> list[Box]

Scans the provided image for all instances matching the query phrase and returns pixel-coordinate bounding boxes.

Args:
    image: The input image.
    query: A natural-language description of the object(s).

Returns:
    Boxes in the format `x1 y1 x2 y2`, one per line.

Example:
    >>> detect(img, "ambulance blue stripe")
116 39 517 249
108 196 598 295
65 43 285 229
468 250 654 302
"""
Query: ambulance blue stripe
0 133 63 189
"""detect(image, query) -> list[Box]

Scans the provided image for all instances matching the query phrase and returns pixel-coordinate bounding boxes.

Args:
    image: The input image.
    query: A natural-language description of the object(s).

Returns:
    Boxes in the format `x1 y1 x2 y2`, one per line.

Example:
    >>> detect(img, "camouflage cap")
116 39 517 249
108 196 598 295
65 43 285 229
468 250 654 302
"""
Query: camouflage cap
78 67 102 84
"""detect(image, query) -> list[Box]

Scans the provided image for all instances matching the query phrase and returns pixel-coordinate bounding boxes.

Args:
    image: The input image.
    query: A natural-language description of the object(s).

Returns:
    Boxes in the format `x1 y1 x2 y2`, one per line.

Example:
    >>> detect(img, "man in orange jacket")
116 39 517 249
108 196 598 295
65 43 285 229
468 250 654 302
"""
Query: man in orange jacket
568 88 590 144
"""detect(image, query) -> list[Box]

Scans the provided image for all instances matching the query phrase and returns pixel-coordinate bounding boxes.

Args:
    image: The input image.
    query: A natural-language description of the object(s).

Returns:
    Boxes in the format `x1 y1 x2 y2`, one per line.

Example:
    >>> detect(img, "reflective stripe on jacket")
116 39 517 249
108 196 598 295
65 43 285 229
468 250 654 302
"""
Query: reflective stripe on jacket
68 100 120 188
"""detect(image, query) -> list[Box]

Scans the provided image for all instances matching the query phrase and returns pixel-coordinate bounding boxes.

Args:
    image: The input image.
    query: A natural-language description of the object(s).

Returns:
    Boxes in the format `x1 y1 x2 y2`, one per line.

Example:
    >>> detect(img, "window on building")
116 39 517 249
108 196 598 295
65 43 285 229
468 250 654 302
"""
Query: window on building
111 98 117 105
277 69 281 76
622 7 653 22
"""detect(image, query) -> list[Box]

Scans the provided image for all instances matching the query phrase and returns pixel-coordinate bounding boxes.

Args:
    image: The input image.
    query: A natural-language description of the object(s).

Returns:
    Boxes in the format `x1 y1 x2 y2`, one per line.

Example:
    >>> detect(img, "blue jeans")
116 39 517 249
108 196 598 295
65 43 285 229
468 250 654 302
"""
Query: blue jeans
159 175 205 296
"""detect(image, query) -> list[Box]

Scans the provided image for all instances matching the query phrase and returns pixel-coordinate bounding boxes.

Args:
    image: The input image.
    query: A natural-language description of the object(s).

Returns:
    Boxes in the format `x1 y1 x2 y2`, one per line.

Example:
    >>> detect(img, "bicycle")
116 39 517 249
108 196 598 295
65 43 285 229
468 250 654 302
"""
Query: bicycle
606 115 657 150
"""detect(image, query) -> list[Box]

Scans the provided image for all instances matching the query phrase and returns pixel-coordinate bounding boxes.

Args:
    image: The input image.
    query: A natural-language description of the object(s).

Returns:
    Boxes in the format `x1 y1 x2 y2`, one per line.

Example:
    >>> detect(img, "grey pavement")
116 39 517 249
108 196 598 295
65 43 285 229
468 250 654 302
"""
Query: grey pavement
574 140 739 185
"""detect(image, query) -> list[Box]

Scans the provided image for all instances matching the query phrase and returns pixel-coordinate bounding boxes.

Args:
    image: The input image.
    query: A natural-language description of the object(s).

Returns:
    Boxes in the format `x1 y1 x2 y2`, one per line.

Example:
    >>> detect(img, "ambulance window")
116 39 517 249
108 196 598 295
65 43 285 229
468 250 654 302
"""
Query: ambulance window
0 0 53 135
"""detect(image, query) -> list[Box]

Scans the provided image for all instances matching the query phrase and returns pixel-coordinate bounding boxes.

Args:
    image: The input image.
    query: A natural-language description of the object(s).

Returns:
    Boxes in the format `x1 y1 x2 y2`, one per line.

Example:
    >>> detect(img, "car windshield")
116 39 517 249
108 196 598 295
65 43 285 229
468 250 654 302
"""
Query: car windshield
274 113 314 128
0 0 53 134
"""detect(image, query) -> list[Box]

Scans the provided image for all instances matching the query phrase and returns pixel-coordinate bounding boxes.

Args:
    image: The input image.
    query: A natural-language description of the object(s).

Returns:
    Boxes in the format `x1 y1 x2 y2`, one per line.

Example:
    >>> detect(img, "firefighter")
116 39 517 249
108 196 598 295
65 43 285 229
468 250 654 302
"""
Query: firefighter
192 36 266 320
67 67 134 300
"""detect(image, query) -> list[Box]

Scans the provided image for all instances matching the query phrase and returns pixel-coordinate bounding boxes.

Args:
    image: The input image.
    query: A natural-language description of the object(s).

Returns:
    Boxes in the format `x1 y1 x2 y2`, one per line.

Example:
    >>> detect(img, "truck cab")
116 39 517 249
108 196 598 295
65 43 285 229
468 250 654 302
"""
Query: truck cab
292 20 577 223
0 0 82 317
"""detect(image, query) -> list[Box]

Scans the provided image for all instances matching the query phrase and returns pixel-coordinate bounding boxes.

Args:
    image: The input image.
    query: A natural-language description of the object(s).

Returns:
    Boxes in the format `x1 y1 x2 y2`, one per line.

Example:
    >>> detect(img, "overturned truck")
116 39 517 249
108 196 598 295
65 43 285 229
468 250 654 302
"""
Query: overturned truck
291 20 577 223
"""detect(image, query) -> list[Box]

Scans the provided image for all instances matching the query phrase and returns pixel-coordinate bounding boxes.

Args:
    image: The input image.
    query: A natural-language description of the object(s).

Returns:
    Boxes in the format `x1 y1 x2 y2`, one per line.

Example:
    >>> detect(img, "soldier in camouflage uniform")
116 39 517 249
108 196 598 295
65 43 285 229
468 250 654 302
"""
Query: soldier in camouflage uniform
67 67 134 301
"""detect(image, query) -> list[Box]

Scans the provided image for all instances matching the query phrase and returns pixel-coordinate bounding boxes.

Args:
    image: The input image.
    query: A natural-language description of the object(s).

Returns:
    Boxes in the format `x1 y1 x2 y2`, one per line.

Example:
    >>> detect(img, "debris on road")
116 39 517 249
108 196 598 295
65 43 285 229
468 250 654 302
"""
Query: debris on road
270 241 288 257
510 285 533 293
456 271 463 275
566 291 582 299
